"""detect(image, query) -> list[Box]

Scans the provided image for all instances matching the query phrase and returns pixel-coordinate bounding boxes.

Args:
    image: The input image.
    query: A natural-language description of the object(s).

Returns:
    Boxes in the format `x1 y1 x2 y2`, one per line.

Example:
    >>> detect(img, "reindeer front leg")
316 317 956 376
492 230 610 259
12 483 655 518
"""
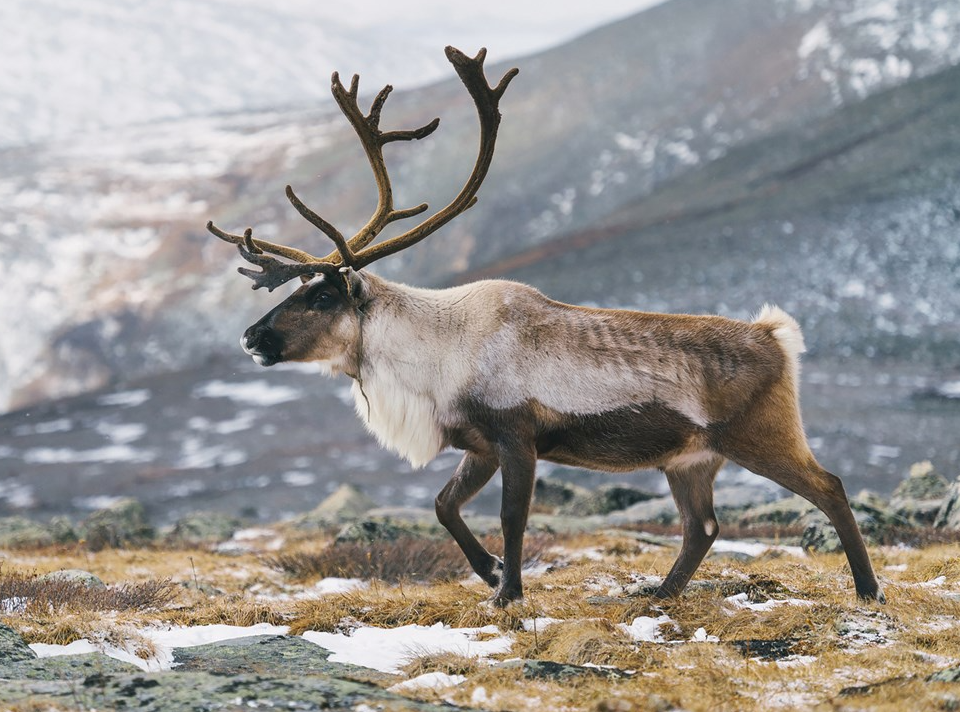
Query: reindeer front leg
435 450 502 588
493 439 537 606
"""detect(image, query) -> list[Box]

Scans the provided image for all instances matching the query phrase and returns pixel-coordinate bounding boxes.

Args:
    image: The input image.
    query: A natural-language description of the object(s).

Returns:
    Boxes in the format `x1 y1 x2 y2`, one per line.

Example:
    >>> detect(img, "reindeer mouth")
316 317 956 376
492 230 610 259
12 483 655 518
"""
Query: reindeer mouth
240 331 281 367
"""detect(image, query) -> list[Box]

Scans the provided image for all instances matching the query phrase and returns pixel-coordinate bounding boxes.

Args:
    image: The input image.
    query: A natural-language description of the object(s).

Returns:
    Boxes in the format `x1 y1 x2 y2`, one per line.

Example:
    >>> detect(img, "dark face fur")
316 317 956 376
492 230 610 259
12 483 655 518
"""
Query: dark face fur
240 268 359 369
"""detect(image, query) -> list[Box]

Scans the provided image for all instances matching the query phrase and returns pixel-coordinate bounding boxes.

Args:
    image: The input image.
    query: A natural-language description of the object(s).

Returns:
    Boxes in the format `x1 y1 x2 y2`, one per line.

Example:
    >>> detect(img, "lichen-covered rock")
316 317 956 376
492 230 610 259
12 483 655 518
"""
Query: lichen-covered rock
0 625 36 663
738 495 817 527
606 495 678 526
534 477 593 513
934 477 960 530
168 511 243 545
48 516 79 544
890 462 951 525
496 658 632 680
81 498 155 550
37 569 106 589
0 516 54 548
334 519 420 544
295 484 377 529
800 510 880 553
558 484 654 516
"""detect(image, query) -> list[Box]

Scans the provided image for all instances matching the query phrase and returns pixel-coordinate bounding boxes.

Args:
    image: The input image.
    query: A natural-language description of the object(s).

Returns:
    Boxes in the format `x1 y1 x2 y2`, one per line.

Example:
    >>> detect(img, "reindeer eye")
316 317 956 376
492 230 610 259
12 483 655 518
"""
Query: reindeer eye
311 291 334 310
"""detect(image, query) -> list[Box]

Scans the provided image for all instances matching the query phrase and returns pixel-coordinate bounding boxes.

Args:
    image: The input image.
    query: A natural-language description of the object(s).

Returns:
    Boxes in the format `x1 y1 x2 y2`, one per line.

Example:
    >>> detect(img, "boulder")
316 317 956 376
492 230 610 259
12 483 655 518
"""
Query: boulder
934 477 960 530
168 511 243 545
81 498 155 550
0 625 36 663
738 495 817 527
295 484 377 529
558 484 655 516
37 569 106 589
890 462 950 525
0 516 54 548
533 477 593 513
606 495 678 526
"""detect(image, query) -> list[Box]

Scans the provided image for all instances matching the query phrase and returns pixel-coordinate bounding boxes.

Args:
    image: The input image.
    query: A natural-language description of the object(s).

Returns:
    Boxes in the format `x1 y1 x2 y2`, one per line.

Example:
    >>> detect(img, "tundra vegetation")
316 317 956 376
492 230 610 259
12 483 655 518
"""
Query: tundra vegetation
1 469 960 711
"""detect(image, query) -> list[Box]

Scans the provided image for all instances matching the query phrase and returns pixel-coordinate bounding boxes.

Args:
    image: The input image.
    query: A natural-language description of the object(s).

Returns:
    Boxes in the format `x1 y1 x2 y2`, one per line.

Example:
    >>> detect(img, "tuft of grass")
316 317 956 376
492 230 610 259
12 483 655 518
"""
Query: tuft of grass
288 580 541 635
400 651 482 678
266 534 555 583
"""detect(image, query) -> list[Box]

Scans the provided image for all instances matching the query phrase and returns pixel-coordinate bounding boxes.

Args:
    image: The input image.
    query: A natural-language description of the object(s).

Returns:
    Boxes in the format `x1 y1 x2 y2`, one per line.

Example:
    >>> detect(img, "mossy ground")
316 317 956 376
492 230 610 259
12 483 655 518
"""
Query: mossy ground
2 525 959 711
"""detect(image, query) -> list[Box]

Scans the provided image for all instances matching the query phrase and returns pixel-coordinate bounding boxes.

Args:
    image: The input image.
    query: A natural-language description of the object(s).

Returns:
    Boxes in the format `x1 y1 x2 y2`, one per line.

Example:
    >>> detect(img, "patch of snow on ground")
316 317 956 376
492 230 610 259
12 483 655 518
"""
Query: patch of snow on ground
725 593 816 612
97 389 152 407
12 418 73 436
620 614 675 643
30 623 291 672
0 480 36 508
192 379 301 406
388 672 467 692
23 444 156 465
312 577 368 595
301 622 513 674
522 617 563 632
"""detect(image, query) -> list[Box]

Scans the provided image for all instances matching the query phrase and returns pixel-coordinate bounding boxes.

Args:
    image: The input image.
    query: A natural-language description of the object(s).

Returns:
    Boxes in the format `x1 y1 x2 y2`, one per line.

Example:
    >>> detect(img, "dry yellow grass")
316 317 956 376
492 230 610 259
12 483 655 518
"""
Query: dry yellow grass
1 529 959 711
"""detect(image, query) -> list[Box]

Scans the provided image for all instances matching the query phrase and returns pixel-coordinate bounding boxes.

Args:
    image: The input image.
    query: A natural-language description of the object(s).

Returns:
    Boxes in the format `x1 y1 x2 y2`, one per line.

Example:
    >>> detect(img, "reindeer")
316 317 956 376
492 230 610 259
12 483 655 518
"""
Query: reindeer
207 46 884 607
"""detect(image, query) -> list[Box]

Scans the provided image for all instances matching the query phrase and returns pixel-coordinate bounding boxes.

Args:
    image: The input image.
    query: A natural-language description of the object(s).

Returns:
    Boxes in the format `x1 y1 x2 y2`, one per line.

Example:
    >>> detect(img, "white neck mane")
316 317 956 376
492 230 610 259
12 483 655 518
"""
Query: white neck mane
348 279 479 469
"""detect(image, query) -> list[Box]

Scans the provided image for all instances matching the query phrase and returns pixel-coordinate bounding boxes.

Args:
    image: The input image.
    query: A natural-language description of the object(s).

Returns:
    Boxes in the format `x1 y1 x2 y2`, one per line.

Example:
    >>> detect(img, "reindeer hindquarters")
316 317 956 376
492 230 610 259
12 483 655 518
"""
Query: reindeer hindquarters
656 454 725 598
436 451 502 588
717 381 884 602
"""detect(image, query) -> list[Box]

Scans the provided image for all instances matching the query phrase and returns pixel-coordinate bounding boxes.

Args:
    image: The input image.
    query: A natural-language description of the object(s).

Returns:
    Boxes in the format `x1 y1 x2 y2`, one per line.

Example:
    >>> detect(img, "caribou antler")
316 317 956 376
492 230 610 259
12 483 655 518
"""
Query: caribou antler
207 46 518 289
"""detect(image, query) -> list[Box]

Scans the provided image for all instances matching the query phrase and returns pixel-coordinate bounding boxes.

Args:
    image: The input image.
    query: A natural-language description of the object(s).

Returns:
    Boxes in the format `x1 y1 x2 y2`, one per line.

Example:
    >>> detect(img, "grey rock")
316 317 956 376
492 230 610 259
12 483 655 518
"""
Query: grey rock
171 634 392 685
800 514 843 553
334 515 443 544
934 478 960 530
0 516 54 548
892 461 950 501
800 509 886 553
496 658 632 680
0 652 140 681
37 569 106 589
739 495 817 527
558 484 655 516
928 666 960 683
0 624 36 663
168 511 243 545
81 498 155 550
534 477 593 512
0 669 462 712
48 515 78 544
295 484 377 529
606 495 678 526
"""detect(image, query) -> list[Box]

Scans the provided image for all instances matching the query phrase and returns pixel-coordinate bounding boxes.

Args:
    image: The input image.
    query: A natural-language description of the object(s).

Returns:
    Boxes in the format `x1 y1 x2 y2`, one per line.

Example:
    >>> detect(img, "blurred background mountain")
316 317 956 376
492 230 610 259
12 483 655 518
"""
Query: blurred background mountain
1 0 958 523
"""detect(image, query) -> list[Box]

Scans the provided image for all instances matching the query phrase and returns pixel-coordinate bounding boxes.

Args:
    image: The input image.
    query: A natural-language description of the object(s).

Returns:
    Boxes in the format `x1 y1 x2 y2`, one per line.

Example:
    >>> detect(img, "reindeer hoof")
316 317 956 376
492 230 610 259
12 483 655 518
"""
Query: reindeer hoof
488 582 523 608
858 587 886 604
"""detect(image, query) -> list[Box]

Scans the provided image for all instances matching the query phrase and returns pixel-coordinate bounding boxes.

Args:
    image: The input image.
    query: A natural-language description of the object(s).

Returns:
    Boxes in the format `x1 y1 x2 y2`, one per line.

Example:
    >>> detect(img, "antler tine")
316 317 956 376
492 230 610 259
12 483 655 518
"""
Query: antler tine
347 46 518 270
206 221 320 264
290 70 440 264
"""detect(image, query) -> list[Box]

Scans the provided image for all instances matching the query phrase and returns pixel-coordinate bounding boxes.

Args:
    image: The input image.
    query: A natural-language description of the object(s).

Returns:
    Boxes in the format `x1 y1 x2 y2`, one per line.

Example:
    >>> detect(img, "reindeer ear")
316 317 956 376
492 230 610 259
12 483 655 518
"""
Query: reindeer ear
338 266 366 302
299 274 314 284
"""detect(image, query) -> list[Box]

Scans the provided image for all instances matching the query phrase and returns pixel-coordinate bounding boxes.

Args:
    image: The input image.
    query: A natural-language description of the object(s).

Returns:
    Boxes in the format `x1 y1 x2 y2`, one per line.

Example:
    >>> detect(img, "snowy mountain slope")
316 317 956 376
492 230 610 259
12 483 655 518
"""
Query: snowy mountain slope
2 0 960 412
0 0 657 148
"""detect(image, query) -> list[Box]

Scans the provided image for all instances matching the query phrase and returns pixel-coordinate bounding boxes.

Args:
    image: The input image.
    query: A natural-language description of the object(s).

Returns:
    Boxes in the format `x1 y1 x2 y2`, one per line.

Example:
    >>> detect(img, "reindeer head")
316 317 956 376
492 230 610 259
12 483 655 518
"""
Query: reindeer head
207 47 517 371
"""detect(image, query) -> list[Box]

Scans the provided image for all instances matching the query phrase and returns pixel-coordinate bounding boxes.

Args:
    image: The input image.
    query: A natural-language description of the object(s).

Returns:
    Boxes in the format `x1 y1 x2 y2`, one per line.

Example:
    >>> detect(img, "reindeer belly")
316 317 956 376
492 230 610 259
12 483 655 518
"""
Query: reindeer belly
535 402 698 472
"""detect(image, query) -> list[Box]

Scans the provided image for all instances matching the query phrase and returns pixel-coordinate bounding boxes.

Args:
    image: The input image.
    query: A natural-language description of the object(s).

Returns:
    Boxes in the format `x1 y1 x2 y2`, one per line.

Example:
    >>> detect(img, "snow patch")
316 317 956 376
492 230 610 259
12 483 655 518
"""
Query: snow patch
301 622 513 674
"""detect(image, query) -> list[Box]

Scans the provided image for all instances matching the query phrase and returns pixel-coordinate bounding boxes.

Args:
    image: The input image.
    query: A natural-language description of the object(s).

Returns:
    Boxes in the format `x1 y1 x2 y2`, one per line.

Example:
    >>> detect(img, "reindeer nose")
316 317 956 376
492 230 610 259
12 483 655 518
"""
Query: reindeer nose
241 324 282 366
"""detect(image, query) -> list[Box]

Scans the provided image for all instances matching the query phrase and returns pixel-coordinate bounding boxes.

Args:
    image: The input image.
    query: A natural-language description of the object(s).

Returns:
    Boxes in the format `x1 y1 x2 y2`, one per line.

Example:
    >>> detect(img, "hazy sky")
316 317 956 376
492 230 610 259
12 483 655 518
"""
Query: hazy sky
333 1 668 58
